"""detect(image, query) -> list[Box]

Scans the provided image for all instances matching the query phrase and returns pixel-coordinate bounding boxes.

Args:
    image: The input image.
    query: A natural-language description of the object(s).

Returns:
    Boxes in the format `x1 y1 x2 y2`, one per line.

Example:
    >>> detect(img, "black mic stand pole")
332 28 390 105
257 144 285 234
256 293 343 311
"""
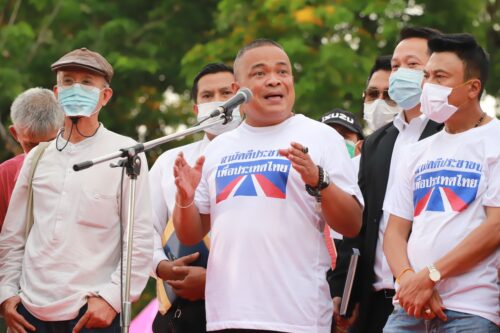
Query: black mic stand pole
73 112 232 333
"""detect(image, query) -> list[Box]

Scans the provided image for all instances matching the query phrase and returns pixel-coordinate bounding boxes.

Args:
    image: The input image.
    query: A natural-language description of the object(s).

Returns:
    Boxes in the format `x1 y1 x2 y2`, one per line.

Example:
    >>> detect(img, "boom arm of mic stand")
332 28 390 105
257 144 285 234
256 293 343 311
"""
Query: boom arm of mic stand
72 117 228 171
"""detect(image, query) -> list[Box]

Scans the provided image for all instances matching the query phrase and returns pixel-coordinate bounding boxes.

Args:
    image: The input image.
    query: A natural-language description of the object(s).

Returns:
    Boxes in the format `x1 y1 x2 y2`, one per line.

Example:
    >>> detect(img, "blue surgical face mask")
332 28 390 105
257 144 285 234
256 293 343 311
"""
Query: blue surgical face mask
58 83 101 117
388 68 424 110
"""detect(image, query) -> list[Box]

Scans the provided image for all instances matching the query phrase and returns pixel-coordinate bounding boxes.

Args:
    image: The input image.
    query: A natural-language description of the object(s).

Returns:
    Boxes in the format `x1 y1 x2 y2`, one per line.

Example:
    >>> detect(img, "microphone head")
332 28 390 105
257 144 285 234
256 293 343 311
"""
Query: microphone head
237 87 253 103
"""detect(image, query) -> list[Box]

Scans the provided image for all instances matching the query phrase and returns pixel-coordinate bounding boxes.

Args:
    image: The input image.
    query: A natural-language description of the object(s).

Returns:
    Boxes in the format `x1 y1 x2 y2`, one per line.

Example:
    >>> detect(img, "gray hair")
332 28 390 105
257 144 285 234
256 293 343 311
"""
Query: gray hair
10 87 64 137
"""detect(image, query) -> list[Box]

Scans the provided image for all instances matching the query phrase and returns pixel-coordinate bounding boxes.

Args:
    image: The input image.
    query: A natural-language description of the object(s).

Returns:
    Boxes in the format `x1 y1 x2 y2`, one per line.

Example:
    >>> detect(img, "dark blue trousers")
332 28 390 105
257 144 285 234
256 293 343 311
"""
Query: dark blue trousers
17 303 120 333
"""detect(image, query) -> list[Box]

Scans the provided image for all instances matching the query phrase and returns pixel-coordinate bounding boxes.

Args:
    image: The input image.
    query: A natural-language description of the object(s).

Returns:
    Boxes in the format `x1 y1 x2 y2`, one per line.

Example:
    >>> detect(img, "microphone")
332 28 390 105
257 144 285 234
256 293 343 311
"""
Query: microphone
205 88 253 120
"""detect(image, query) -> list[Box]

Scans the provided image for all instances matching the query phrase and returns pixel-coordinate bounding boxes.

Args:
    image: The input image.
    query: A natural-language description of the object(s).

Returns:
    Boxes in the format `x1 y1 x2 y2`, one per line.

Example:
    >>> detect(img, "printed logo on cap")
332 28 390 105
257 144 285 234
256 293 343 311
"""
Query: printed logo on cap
322 112 354 124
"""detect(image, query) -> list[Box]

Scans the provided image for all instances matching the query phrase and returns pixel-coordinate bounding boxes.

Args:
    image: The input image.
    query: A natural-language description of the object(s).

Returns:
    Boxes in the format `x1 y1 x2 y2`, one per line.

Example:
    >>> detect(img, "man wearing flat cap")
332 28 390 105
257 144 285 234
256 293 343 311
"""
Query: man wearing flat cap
0 48 153 332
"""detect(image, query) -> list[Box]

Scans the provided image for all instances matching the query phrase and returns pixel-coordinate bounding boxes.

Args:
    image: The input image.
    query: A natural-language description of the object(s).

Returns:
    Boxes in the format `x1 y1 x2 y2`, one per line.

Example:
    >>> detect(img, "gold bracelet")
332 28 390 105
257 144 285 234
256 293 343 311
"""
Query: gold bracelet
396 267 414 284
175 199 194 209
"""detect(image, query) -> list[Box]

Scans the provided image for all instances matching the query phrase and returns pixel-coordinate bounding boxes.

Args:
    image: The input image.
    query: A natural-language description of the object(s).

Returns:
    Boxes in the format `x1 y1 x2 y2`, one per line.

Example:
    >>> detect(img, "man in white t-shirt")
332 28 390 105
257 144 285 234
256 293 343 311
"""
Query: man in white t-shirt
383 33 499 332
172 39 363 333
150 63 241 333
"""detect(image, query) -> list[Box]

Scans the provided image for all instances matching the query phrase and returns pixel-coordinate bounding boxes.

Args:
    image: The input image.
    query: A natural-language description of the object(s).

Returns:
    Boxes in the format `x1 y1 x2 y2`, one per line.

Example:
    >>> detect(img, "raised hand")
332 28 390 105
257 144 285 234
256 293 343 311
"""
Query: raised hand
278 142 318 186
173 152 205 205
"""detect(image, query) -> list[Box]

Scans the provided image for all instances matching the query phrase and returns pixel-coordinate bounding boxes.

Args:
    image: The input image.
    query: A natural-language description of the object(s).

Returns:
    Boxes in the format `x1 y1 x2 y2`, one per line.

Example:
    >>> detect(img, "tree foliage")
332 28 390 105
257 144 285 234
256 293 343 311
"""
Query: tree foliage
182 0 498 121
0 0 219 160
1 0 497 162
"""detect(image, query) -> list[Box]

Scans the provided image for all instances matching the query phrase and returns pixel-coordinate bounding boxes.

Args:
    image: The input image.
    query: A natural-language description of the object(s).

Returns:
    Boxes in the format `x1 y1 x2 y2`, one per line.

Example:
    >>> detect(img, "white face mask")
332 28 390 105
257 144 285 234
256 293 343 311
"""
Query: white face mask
420 83 458 123
196 101 242 136
363 99 401 132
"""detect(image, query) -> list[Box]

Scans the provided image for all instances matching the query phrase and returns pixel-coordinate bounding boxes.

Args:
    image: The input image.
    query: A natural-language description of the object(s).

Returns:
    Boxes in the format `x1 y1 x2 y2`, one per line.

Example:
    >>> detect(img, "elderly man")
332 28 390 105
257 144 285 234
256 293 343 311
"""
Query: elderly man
173 39 363 333
0 88 64 230
0 48 153 333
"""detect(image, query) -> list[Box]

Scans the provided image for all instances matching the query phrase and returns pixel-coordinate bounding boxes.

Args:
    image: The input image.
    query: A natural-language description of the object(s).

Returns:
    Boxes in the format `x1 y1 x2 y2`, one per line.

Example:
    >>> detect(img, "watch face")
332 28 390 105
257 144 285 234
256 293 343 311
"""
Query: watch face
429 270 441 282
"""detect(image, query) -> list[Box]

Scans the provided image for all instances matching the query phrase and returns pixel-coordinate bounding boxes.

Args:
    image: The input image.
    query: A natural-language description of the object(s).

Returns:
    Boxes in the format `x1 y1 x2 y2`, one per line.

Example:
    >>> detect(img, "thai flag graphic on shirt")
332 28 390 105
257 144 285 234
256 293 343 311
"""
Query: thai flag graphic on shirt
215 159 291 203
413 169 480 217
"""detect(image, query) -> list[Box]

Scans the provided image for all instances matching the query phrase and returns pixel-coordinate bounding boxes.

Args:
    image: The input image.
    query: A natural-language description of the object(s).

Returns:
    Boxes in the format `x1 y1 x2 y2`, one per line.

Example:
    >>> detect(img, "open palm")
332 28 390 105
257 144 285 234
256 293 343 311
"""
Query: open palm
173 152 205 203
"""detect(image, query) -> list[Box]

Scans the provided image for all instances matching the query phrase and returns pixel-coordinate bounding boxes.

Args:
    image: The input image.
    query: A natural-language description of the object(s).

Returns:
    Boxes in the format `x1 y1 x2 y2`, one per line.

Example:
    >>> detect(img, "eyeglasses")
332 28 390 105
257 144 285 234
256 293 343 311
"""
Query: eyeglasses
363 88 397 107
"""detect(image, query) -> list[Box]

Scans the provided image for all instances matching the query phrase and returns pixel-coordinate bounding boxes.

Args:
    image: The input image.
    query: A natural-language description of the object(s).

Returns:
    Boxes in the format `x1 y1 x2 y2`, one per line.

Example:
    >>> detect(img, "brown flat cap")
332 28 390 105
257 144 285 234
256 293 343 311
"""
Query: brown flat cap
51 47 114 83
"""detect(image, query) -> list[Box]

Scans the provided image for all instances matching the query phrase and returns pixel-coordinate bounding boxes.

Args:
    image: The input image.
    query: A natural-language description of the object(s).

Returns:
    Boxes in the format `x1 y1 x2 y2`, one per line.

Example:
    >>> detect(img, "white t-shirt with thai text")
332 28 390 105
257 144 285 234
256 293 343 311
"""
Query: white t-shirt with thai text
195 114 363 332
384 118 500 325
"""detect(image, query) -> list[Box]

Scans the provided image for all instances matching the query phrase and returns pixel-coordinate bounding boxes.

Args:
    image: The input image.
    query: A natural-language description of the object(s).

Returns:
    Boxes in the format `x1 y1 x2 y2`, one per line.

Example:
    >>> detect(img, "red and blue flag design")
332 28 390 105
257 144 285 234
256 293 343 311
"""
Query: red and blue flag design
215 159 291 203
413 170 480 217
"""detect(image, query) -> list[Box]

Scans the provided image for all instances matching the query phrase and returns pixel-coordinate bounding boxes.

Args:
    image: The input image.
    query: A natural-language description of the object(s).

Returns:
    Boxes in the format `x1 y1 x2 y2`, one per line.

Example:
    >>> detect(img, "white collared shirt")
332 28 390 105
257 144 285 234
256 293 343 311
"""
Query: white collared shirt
0 126 153 321
373 111 429 291
149 136 210 273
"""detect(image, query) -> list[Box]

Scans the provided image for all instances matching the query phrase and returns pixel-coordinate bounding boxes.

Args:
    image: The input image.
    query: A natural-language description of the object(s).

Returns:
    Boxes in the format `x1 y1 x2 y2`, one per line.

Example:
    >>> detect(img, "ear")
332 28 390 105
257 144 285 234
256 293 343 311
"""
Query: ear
53 85 58 97
101 87 113 106
468 79 481 100
355 139 364 156
231 82 240 94
9 125 18 142
193 104 198 115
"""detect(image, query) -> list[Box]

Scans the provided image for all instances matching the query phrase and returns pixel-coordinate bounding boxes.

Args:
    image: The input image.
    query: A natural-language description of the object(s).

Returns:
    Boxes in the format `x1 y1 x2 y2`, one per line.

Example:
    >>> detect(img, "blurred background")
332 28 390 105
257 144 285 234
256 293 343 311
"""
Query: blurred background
1 0 498 316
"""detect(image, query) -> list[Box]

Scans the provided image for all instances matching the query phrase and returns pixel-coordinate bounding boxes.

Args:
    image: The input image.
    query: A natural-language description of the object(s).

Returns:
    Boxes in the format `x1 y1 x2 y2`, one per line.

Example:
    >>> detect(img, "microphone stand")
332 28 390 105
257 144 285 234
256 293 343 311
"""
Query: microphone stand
73 112 232 333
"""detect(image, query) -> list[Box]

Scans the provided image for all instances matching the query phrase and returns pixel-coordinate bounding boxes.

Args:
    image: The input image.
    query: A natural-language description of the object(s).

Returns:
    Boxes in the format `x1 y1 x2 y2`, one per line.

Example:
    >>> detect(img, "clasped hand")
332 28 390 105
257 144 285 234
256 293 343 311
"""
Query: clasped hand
396 270 447 321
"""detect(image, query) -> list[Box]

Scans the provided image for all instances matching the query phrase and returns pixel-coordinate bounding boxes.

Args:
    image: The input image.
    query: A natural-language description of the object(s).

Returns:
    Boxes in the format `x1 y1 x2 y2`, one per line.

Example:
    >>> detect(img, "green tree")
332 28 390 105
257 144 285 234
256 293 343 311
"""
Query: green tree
1 0 220 161
181 0 498 123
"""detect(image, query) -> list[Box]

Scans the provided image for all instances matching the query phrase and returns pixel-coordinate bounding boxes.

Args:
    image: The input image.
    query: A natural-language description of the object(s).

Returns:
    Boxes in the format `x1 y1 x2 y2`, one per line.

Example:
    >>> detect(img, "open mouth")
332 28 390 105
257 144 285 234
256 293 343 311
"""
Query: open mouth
264 93 284 101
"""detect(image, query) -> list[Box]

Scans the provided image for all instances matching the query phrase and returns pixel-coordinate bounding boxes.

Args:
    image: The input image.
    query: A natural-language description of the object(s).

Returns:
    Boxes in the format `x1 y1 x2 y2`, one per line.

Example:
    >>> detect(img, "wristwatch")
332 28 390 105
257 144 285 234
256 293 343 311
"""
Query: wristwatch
305 165 330 201
427 264 441 283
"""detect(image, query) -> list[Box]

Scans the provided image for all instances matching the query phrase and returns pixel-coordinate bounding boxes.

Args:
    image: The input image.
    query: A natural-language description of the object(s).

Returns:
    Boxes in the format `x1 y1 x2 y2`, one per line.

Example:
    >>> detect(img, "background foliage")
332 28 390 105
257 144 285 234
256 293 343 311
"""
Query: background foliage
0 0 498 316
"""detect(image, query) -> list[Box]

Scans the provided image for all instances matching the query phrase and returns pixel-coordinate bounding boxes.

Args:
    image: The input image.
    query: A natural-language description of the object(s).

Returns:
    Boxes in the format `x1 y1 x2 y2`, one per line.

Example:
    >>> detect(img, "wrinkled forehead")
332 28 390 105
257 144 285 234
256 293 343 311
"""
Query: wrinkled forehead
57 69 107 84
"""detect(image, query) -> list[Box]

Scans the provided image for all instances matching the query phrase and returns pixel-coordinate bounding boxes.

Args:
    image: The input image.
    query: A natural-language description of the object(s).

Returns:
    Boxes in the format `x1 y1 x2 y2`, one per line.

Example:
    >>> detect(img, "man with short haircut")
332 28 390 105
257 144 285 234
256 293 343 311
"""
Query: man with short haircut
0 48 152 332
0 88 64 230
383 33 499 332
150 62 241 333
329 27 443 333
173 39 363 332
362 55 401 133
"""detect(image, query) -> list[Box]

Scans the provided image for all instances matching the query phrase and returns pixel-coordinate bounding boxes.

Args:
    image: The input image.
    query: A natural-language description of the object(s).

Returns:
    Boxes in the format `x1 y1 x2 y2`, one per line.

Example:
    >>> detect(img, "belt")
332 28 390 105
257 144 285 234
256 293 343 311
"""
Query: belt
375 288 395 299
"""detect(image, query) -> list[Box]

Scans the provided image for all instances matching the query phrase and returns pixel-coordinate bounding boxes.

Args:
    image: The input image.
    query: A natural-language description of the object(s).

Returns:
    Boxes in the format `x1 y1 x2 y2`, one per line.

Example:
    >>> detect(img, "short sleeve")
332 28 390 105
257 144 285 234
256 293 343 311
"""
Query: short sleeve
482 155 500 207
383 150 414 221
